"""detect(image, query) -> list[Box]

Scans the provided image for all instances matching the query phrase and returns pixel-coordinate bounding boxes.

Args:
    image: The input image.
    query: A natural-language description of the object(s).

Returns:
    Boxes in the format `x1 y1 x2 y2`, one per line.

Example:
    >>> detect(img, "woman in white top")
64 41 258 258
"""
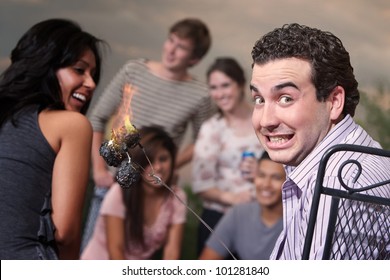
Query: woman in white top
192 57 264 256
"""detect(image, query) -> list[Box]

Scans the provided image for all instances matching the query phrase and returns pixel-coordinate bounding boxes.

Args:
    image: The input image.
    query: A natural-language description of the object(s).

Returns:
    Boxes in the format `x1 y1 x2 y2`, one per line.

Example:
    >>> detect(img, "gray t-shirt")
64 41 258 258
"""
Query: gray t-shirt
206 202 282 260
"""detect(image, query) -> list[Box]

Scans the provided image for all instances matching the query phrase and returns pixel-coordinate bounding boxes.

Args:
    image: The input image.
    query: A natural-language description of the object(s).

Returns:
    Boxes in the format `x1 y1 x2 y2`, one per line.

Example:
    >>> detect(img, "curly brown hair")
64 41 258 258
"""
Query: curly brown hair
251 23 359 117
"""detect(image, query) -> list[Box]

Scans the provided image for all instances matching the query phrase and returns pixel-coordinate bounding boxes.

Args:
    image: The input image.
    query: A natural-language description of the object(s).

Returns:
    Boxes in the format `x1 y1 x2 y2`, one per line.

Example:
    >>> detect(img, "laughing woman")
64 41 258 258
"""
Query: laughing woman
0 19 105 259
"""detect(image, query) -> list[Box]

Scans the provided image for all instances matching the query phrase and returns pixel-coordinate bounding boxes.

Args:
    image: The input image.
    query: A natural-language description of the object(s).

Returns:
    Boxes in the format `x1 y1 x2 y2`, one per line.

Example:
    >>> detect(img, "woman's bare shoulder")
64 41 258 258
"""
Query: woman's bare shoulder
40 110 92 131
39 110 92 152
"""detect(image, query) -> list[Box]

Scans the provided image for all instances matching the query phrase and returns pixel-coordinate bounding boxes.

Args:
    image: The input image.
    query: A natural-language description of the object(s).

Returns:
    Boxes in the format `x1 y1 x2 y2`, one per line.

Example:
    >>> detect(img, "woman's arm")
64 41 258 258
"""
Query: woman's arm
175 143 194 169
162 223 185 260
105 215 126 259
46 111 92 259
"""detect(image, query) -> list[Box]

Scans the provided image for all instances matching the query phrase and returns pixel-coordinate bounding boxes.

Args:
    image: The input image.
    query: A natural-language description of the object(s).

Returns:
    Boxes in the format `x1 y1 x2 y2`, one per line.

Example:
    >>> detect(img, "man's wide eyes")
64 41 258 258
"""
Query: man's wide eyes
253 96 264 105
279 96 293 104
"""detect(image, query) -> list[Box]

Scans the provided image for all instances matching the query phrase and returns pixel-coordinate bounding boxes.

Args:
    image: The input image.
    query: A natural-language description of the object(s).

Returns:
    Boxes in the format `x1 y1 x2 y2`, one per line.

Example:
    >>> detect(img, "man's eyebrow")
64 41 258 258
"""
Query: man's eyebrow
273 82 299 91
250 82 299 93
249 84 258 92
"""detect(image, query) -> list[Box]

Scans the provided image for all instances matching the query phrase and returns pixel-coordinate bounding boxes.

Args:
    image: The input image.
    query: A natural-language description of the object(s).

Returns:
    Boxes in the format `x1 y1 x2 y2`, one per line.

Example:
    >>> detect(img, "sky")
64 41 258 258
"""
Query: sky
1 0 390 98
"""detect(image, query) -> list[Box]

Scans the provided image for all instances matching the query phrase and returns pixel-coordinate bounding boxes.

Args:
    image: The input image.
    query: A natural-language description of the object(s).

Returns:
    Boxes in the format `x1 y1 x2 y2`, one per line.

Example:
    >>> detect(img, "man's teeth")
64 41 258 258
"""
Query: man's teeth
72 93 86 102
269 136 288 143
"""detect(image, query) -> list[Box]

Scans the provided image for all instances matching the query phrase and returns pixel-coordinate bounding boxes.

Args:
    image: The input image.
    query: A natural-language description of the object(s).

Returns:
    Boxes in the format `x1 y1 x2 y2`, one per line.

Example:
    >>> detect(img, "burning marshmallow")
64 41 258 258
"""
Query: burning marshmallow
99 116 142 188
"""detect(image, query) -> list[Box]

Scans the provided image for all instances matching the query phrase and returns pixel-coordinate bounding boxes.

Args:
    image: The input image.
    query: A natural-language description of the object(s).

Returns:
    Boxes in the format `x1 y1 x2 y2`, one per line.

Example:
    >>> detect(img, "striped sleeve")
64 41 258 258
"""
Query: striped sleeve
88 60 139 132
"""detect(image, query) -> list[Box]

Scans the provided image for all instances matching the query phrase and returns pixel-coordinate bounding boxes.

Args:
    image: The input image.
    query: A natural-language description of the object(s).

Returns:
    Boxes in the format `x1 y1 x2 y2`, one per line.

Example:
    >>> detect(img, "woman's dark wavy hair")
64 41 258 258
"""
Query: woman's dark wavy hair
207 57 246 117
251 23 359 117
0 18 106 127
121 126 177 250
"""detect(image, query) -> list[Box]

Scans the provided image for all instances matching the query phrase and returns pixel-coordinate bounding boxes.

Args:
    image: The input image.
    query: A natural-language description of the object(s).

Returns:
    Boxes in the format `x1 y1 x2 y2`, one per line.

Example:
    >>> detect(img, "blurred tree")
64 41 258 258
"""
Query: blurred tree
356 84 390 150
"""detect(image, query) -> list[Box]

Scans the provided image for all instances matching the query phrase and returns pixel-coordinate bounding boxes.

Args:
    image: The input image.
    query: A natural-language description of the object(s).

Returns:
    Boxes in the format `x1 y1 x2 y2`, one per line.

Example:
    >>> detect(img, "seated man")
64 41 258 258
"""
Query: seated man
250 23 390 260
199 152 284 260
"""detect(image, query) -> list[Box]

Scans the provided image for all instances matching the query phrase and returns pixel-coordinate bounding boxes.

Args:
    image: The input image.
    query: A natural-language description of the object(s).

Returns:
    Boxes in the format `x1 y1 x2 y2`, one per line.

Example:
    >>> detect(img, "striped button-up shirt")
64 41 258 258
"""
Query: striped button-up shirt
270 115 390 259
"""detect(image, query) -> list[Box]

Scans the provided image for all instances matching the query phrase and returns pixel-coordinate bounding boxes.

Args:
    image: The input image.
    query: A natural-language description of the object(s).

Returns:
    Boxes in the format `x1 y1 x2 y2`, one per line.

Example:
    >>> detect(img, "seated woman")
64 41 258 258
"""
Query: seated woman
81 126 187 259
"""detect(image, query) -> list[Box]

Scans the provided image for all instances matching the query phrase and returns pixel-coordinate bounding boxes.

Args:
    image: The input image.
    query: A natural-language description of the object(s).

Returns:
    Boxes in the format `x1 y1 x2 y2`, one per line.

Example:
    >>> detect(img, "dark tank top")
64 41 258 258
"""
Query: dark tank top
0 106 58 259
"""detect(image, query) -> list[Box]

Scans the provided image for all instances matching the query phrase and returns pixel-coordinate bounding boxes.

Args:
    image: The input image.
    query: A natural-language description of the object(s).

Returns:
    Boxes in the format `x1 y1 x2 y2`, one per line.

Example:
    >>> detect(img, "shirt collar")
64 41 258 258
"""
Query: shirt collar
285 115 357 189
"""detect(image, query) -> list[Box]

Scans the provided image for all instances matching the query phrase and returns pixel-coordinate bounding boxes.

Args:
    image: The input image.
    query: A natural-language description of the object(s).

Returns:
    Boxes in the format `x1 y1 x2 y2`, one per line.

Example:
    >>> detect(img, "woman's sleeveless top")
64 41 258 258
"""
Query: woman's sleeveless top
0 106 58 259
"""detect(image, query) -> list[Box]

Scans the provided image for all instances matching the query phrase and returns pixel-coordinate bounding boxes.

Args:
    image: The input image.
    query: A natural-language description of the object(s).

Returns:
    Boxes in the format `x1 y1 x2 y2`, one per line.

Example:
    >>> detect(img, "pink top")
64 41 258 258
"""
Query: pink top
81 183 187 260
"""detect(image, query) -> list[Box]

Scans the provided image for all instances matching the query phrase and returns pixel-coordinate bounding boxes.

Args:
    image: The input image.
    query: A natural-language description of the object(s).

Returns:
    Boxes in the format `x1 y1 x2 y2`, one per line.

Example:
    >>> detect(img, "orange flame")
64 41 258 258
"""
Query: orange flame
112 83 137 132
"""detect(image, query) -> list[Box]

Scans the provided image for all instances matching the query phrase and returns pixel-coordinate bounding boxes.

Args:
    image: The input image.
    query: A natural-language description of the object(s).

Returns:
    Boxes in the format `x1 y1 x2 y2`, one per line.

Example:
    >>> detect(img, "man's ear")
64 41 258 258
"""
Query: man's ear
329 86 345 121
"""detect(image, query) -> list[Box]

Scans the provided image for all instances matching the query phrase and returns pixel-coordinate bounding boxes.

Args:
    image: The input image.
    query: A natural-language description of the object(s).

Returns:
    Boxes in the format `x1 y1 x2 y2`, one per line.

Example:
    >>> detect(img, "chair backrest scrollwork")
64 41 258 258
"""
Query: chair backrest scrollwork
302 144 390 260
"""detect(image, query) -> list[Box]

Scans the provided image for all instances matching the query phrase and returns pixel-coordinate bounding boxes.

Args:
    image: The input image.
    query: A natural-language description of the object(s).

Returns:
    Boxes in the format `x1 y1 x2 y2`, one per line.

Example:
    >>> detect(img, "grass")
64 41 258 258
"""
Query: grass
181 184 202 260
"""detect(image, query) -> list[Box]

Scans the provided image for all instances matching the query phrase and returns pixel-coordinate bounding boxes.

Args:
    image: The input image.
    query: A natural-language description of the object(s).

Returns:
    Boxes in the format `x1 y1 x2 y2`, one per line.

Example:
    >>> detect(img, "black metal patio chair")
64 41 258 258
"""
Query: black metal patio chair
302 144 390 260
